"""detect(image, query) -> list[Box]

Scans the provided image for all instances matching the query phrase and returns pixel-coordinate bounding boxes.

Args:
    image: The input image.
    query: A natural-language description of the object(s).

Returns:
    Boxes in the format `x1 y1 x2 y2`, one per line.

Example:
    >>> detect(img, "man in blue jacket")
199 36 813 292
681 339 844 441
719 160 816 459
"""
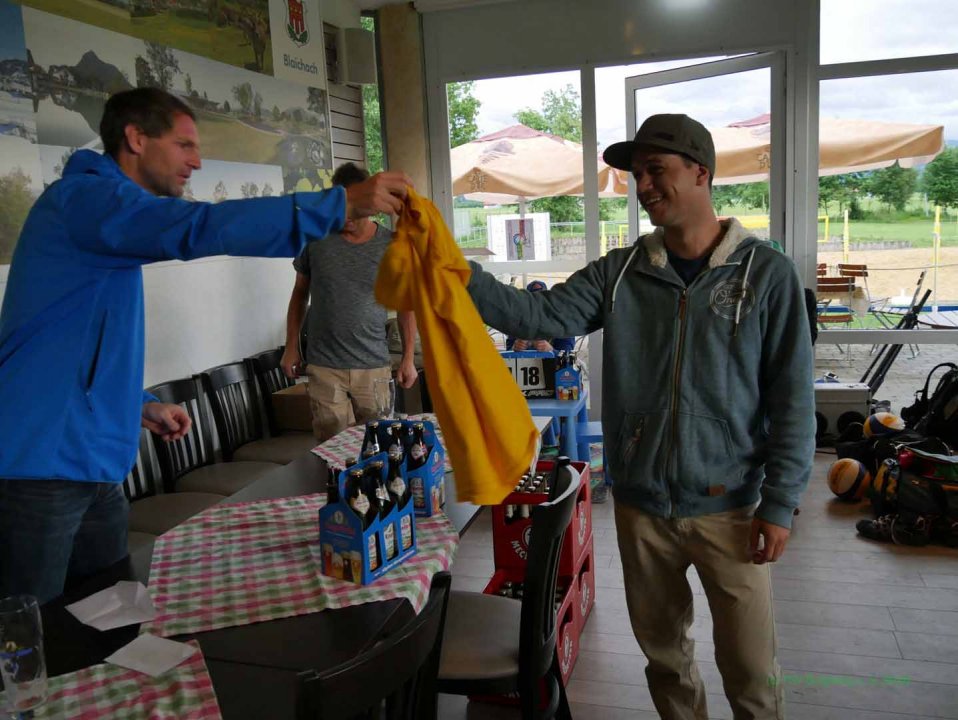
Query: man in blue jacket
0 88 410 603
465 114 814 719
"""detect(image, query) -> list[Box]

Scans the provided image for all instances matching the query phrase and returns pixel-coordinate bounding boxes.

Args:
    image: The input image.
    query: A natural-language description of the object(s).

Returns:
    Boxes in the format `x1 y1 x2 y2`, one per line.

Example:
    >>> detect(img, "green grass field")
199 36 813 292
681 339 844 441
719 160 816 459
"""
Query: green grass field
22 0 272 75
196 111 281 165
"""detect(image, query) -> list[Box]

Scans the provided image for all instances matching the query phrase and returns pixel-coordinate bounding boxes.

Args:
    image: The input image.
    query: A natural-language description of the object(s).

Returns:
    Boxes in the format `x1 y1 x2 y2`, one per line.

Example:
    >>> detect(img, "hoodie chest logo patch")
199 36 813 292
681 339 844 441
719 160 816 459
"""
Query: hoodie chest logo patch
709 280 755 320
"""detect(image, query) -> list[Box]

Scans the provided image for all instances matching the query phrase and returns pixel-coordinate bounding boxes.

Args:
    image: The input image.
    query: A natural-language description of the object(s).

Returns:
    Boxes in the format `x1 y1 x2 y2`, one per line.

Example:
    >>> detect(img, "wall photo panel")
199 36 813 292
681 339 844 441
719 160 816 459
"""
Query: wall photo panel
17 0 273 76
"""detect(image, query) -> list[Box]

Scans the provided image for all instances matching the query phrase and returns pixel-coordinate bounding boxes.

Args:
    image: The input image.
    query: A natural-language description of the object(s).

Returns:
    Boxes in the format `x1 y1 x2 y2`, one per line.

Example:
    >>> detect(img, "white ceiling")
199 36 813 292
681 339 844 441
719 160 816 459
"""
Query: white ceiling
355 0 517 13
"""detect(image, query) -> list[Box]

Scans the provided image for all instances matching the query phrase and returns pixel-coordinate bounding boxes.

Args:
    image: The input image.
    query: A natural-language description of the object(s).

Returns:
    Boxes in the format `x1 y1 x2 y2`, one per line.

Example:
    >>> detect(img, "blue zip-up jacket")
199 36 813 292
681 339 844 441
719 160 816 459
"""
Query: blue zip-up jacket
467 218 815 529
0 150 346 484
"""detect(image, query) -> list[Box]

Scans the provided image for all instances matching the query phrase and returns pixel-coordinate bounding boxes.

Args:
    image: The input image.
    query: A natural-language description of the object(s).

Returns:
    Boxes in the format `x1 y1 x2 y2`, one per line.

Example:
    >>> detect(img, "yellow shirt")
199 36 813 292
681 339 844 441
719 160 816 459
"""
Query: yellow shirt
375 190 539 505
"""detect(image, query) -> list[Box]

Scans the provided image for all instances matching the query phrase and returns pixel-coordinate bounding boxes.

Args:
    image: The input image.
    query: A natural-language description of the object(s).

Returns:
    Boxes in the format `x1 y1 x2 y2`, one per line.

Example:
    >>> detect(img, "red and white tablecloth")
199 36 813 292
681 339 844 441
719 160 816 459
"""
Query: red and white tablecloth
6 642 220 719
142 494 459 638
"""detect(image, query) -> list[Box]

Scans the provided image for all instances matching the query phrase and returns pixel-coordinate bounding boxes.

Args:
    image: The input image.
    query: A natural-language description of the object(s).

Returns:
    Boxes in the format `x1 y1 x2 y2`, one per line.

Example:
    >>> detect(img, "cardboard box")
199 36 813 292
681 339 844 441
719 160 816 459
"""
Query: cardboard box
271 383 313 433
361 419 446 517
318 452 417 585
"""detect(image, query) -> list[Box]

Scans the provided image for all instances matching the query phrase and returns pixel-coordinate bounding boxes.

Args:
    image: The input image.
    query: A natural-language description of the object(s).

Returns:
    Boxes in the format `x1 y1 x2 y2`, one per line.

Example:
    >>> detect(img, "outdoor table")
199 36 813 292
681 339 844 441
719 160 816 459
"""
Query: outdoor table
38 452 481 719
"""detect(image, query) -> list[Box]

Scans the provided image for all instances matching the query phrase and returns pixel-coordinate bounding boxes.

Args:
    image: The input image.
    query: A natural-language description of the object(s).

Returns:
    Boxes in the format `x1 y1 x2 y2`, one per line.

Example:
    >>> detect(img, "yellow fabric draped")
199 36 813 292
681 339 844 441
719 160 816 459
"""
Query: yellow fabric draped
374 189 538 505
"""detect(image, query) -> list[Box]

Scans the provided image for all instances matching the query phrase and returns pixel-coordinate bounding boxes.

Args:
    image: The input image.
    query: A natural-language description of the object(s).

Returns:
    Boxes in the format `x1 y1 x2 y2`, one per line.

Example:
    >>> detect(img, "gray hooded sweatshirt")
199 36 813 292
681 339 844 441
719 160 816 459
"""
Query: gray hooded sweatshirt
467 218 815 529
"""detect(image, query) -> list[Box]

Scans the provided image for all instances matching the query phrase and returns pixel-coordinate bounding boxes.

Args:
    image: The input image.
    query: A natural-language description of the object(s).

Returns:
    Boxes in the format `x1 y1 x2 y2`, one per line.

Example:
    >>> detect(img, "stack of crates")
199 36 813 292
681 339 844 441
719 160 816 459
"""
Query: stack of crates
485 459 595 685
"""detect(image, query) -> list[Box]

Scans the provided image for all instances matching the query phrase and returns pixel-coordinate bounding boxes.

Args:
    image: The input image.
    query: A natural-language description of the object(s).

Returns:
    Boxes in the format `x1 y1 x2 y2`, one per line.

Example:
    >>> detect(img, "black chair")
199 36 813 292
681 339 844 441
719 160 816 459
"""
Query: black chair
437 470 578 719
296 572 452 720
148 376 278 498
201 361 316 465
246 346 296 436
124 427 222 539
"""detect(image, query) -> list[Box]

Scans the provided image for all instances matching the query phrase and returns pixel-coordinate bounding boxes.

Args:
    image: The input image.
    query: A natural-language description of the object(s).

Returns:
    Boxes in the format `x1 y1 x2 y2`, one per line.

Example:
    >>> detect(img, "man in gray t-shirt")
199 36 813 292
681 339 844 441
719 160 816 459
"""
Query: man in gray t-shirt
281 163 418 441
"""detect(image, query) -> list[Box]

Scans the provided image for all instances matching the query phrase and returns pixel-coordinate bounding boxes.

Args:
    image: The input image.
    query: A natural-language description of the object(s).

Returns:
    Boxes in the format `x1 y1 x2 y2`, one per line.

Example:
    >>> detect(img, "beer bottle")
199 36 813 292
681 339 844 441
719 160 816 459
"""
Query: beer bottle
345 456 357 468
362 421 381 458
387 422 405 464
346 469 370 526
408 422 428 470
325 468 340 504
387 455 408 507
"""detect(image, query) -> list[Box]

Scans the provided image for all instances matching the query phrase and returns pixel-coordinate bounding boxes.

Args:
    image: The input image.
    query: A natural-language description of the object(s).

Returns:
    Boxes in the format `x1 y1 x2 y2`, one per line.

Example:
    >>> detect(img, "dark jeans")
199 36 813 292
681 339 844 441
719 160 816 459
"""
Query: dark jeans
0 479 129 604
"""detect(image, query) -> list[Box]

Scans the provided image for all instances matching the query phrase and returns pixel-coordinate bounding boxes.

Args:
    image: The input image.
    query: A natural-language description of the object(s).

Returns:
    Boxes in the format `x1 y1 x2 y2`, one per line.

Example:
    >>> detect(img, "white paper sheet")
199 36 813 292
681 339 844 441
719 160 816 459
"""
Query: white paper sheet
105 634 197 678
65 581 156 631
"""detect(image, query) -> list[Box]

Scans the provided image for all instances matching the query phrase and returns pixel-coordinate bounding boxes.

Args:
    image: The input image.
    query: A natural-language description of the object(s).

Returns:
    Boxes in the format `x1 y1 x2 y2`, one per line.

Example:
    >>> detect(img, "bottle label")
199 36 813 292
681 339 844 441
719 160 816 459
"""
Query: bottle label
383 523 396 560
411 478 425 508
400 515 412 549
367 534 379 571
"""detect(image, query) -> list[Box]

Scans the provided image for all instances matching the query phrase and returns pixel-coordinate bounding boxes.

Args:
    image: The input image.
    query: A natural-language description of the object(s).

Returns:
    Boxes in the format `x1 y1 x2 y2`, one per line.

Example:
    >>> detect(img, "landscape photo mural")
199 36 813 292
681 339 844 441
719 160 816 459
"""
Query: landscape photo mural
16 0 273 76
0 0 332 265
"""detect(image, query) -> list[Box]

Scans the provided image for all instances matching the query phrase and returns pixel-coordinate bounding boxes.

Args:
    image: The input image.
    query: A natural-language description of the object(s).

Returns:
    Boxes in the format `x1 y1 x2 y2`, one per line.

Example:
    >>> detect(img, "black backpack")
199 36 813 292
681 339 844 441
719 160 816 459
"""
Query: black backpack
905 363 958 448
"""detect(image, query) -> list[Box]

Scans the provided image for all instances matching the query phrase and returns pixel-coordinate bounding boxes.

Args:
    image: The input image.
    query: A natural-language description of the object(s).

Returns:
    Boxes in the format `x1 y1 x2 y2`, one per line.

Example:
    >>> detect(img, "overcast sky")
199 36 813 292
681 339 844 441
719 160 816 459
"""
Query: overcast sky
471 0 958 150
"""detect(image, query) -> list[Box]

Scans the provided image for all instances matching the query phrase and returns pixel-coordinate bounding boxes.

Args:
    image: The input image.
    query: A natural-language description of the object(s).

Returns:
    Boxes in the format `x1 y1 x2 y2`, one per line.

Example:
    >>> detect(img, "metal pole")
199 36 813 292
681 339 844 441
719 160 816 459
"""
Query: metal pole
933 205 941 312
842 208 850 263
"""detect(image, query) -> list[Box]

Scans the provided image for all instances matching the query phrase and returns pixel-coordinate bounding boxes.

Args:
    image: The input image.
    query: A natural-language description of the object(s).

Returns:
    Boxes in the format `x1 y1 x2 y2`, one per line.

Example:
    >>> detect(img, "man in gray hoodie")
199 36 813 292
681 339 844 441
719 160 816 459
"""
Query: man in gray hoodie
465 114 814 719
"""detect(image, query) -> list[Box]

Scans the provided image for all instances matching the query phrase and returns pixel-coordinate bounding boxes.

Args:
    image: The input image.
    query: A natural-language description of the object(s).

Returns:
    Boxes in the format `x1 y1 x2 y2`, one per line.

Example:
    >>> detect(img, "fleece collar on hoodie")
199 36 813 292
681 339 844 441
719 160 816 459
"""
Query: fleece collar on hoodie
641 217 758 269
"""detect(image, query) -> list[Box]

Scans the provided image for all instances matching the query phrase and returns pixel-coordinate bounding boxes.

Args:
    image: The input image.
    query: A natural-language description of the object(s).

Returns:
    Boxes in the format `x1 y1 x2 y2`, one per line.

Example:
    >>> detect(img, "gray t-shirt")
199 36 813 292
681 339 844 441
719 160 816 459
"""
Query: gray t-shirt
293 223 392 369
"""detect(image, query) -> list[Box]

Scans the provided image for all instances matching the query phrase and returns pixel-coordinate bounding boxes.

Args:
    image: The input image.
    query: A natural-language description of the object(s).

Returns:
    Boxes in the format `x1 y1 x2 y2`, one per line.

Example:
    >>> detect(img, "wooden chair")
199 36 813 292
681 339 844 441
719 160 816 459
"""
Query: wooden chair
246 346 296 437
816 262 827 278
816 277 856 356
201 361 317 465
437 468 578 719
124 427 222 539
148 376 279 498
296 572 452 720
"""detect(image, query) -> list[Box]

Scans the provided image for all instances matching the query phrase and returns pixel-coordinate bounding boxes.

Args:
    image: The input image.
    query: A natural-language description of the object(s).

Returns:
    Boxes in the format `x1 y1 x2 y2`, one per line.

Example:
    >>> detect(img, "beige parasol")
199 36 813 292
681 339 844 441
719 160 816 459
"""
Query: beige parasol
450 124 622 204
609 113 945 188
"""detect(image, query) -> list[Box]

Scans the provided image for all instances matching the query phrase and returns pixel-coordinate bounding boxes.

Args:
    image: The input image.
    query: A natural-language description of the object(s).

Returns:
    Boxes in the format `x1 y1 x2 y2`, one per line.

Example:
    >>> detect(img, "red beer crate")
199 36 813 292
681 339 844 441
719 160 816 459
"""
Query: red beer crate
555 581 579 686
574 537 595 633
491 460 591 576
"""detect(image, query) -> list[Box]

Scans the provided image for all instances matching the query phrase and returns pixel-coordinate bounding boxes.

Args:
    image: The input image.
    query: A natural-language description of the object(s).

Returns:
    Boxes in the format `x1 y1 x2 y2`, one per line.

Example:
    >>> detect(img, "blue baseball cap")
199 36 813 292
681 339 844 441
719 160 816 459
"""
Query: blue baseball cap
526 280 548 292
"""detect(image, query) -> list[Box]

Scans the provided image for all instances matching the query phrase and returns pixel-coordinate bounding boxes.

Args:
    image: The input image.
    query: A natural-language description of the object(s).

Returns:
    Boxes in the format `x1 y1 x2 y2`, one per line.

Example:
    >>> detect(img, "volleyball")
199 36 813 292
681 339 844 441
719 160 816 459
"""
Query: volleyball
863 412 905 439
827 458 872 501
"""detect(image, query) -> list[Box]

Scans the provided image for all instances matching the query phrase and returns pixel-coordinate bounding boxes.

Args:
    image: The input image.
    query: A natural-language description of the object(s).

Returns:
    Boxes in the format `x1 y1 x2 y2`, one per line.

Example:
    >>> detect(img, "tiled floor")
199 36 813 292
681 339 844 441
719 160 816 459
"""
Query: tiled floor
439 453 958 719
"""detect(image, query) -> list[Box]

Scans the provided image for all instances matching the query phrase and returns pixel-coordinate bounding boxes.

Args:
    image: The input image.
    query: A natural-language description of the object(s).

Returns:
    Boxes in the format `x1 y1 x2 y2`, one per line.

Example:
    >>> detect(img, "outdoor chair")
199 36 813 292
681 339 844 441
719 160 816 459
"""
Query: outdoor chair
816 277 856 356
148 376 279 497
869 268 927 358
296 572 452 720
201 361 317 465
124 427 223 539
437 468 577 719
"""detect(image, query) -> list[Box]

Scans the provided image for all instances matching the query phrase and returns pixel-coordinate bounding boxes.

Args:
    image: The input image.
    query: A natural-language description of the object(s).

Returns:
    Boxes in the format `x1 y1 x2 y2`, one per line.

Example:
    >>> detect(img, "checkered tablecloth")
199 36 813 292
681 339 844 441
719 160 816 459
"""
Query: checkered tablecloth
311 413 452 472
143 494 459 638
3 642 220 719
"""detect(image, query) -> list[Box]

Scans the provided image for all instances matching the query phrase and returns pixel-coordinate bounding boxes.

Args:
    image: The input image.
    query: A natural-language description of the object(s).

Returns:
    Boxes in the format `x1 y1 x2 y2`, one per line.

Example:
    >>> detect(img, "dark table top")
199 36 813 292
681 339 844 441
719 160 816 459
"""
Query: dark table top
41 451 482 719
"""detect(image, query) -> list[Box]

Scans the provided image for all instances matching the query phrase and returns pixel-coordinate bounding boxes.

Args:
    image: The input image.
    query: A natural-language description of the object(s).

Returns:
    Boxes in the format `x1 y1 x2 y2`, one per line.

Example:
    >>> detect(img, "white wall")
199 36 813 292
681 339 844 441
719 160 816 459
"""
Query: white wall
141 256 293 385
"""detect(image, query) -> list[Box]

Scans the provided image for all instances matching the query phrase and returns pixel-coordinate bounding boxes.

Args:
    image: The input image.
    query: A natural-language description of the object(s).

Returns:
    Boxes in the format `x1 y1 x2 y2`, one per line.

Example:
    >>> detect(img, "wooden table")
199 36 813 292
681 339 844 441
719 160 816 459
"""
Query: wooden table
41 452 480 719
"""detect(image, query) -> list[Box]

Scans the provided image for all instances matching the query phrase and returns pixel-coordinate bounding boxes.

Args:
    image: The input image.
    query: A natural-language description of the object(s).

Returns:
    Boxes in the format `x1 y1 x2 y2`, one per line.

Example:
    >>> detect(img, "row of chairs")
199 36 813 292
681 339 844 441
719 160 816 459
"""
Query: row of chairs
124 347 316 543
299 461 578 720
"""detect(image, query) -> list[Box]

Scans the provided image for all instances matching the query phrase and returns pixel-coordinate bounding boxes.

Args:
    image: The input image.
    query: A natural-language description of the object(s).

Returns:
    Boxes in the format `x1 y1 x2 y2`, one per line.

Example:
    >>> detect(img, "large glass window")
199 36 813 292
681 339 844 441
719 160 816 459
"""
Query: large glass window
446 70 582 266
821 0 958 64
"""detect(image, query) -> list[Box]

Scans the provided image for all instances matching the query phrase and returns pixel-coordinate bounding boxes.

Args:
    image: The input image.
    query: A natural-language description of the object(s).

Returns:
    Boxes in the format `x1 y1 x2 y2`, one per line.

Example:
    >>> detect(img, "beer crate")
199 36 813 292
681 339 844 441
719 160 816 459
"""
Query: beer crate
501 350 557 398
573 538 595 634
490 460 592 576
318 452 417 585
361 419 446 517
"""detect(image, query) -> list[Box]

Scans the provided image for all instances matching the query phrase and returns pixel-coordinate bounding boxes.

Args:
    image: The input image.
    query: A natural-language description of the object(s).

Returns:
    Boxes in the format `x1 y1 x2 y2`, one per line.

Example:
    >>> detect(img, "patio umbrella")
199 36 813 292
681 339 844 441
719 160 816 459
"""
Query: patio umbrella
608 113 945 188
450 124 621 204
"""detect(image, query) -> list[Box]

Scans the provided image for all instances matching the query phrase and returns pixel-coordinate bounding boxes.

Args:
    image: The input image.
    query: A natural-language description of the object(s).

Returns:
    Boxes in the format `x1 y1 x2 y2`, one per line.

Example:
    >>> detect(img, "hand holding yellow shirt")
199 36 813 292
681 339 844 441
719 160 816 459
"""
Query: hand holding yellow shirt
374 188 539 505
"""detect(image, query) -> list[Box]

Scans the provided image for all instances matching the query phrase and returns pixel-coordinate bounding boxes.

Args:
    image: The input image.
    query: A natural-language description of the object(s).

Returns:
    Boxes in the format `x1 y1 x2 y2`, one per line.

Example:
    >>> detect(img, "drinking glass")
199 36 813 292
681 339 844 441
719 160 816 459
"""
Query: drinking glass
0 595 47 714
374 378 396 420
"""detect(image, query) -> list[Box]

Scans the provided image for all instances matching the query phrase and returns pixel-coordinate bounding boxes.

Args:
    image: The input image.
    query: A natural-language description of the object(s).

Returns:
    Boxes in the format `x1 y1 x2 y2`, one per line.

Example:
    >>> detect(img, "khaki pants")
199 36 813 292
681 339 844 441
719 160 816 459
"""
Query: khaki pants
305 365 392 442
614 501 784 720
